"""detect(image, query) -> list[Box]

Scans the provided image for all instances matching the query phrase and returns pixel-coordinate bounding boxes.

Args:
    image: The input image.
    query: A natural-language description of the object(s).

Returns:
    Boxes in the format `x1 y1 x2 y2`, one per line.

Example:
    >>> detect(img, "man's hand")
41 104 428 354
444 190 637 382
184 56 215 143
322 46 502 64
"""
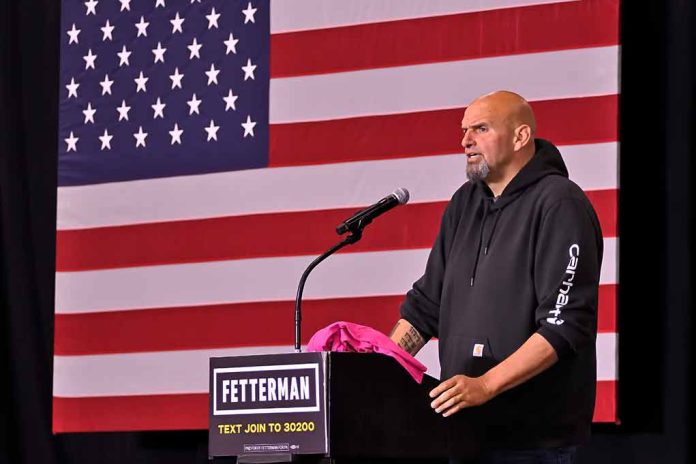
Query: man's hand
429 375 493 417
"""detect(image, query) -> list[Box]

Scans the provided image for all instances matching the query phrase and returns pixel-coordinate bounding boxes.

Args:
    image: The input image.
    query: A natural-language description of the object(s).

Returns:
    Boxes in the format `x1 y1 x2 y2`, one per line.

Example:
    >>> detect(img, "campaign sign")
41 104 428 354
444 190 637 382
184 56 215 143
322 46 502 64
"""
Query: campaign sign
209 352 327 458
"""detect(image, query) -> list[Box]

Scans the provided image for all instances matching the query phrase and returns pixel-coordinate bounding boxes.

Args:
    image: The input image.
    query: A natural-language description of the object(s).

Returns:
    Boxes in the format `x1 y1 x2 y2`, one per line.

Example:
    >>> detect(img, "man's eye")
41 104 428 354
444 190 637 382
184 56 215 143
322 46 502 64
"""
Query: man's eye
477 126 488 132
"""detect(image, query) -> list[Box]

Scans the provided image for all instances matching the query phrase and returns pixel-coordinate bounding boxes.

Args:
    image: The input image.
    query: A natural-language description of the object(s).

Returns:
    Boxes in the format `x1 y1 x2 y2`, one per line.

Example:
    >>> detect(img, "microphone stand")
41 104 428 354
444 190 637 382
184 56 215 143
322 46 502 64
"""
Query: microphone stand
294 230 362 352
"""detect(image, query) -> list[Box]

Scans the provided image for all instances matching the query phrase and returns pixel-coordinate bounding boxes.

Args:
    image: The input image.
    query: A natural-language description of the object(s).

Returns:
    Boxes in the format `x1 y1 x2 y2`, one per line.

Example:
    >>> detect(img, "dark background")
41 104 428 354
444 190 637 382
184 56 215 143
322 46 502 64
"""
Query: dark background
1 1 692 463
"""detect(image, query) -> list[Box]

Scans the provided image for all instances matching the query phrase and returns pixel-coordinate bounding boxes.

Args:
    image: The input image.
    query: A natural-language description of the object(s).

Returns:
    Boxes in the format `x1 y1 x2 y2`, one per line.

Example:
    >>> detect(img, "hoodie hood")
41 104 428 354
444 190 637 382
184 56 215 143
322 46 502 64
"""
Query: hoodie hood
483 138 569 211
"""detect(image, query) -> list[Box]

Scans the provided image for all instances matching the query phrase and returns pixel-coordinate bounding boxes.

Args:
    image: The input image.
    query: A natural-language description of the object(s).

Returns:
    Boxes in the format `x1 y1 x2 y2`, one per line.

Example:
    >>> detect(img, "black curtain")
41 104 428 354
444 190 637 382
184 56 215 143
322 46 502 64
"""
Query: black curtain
0 1 692 463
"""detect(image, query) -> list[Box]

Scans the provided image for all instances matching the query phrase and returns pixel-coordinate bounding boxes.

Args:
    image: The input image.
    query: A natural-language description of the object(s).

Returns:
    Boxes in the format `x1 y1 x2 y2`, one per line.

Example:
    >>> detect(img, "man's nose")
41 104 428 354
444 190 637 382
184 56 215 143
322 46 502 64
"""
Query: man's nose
461 132 475 149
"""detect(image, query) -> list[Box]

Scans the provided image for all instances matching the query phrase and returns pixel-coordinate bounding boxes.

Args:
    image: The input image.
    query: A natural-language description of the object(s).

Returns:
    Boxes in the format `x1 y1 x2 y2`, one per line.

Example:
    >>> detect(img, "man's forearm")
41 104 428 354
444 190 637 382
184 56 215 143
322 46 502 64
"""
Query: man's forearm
481 333 558 397
389 319 427 356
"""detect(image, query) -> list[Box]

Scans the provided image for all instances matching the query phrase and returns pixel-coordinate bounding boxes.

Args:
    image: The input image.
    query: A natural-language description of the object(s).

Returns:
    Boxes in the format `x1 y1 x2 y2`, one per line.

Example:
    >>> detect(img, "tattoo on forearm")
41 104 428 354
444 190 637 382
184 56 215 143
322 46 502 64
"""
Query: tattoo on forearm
398 326 425 355
389 321 401 337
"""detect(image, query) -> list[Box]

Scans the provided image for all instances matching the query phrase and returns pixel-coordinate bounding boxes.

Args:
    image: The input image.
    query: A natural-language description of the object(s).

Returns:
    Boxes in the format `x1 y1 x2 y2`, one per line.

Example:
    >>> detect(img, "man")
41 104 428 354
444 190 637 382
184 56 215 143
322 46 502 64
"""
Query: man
389 91 603 462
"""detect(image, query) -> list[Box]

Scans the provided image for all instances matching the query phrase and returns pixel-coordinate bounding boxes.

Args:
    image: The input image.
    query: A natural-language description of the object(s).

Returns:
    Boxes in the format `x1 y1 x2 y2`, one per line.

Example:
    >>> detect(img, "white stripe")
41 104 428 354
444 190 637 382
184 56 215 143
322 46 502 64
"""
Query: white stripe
52 333 616 397
57 143 617 230
270 47 619 123
55 239 617 314
270 0 575 33
416 333 617 381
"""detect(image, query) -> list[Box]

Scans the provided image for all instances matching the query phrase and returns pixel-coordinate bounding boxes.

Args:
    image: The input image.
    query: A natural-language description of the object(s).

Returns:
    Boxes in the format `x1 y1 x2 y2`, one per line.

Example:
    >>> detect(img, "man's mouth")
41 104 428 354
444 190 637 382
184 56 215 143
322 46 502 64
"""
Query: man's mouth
466 153 482 161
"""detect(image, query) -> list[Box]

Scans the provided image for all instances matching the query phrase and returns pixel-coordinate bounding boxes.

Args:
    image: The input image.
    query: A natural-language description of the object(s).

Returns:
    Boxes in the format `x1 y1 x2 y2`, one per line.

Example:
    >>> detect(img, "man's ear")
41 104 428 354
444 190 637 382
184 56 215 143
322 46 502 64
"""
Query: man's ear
513 125 532 152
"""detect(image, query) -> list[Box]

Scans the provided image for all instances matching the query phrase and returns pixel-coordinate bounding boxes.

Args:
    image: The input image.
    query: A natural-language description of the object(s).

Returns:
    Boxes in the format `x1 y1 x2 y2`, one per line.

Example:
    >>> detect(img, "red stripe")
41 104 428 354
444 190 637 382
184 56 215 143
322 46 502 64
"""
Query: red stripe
52 380 617 432
55 286 617 356
269 95 618 167
56 189 616 272
271 0 619 77
593 379 618 423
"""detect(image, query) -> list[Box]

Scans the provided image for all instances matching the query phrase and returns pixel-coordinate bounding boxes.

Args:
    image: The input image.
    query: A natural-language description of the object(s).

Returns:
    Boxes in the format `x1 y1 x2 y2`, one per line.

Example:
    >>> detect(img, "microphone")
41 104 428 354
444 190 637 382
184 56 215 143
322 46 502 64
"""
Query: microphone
336 188 410 235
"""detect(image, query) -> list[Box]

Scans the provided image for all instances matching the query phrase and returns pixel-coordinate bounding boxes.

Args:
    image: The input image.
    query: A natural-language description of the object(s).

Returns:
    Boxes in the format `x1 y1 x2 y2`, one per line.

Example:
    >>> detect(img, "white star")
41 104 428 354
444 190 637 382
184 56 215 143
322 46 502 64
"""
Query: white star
99 129 113 150
84 0 98 15
187 38 202 59
205 63 220 85
187 94 202 115
169 67 184 89
83 49 97 70
205 120 220 141
82 102 96 124
117 45 131 66
119 0 130 11
170 12 184 33
242 58 256 80
133 126 148 148
152 42 167 63
116 100 131 121
206 7 220 29
134 71 148 92
223 89 238 111
65 132 79 152
190 0 200 3
156 0 166 7
169 123 183 145
67 24 80 44
151 97 166 119
135 16 149 37
99 74 114 95
65 78 79 98
242 2 257 24
241 115 256 137
101 20 115 41
224 33 239 54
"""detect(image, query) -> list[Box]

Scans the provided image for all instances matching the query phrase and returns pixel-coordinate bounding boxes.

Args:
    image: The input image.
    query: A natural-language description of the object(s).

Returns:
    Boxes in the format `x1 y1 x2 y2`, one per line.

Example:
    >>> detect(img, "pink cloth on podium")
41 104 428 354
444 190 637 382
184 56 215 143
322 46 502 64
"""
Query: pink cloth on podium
306 321 427 383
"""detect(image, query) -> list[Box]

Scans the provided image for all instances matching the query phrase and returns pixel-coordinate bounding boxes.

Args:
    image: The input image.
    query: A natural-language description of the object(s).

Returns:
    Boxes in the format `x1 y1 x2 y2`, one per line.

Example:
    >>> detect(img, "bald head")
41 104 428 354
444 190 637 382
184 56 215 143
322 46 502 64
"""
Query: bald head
469 91 537 135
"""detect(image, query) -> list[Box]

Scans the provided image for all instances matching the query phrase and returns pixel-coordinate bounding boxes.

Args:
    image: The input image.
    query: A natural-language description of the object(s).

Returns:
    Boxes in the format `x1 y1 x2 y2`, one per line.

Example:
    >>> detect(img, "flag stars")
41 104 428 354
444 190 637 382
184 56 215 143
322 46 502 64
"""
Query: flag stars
117 45 131 66
66 78 79 98
169 123 183 145
65 132 79 152
241 115 256 137
170 12 184 33
206 7 221 29
67 24 80 44
83 49 97 70
152 42 167 63
242 2 257 24
117 100 131 121
133 126 148 147
156 0 166 7
223 89 238 111
134 71 149 92
82 102 96 124
224 33 239 54
242 58 256 80
135 16 149 37
188 38 202 59
151 97 166 119
205 120 220 141
99 74 114 95
187 94 202 115
205 63 220 85
169 67 184 89
101 20 115 41
119 0 130 11
99 129 113 150
84 0 98 15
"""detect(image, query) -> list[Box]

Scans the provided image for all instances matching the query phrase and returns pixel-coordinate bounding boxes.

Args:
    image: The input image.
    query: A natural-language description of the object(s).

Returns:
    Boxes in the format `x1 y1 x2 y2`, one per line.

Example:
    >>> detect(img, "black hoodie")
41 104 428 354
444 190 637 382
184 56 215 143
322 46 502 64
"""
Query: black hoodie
401 138 603 449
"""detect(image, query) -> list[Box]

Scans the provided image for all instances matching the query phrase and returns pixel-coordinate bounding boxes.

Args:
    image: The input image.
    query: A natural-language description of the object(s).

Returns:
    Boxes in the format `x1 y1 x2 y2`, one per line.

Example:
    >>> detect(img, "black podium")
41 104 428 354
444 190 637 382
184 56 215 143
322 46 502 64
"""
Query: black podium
209 351 481 462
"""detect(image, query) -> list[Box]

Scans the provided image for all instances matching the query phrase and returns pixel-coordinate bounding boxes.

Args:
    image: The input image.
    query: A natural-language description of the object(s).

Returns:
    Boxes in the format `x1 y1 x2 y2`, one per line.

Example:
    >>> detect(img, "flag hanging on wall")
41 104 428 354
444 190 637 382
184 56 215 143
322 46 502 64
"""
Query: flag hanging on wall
54 0 620 432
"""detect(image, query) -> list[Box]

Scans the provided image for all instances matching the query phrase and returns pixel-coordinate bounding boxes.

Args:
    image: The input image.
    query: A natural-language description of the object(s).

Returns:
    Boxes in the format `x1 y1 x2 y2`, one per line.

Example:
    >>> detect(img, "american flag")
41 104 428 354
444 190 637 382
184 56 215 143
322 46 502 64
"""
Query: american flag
54 0 619 432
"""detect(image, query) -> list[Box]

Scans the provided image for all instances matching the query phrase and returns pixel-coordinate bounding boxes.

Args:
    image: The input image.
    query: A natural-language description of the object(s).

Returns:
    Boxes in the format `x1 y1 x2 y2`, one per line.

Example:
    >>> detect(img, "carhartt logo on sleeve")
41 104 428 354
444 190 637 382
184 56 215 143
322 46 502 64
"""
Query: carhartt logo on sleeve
547 243 580 326
472 344 484 357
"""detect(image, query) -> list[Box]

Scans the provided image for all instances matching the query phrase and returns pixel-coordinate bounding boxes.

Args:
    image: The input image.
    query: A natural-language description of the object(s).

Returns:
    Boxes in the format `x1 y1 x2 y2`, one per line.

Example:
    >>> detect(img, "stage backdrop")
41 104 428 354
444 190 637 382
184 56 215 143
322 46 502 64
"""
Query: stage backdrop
54 0 619 432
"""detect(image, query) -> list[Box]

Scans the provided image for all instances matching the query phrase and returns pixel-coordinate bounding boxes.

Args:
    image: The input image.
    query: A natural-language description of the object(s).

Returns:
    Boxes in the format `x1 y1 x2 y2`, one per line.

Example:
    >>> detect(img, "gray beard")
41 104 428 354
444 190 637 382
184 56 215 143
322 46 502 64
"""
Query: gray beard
466 159 490 182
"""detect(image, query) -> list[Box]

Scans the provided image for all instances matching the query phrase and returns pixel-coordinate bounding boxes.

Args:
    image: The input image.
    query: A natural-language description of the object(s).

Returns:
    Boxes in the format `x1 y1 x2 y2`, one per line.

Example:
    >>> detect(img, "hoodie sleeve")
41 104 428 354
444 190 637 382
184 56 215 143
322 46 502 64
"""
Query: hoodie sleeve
534 197 603 358
399 197 458 339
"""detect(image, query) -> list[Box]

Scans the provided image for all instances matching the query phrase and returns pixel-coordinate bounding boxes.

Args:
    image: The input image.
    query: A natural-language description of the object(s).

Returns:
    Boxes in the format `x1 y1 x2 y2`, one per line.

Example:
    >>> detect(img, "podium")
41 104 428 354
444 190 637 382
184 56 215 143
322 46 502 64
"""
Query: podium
209 351 482 462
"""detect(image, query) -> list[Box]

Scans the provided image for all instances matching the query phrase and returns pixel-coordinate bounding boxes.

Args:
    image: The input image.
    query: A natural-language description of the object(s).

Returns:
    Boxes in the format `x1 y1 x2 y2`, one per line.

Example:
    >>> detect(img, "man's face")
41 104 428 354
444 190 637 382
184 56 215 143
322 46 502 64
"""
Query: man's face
460 100 515 183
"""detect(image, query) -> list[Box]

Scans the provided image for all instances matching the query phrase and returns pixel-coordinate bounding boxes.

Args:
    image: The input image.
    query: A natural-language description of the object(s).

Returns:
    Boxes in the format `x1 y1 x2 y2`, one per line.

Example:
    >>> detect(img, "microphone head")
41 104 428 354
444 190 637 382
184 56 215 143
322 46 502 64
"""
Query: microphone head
392 187 410 205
